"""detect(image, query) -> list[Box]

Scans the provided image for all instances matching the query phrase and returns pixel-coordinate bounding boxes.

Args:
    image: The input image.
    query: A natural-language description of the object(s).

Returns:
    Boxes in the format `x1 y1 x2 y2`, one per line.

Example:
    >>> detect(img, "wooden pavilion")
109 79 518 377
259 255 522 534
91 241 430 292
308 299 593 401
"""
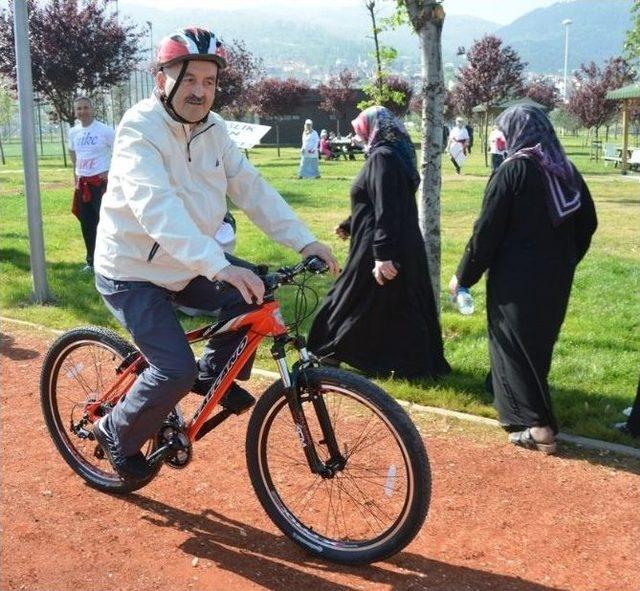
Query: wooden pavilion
605 83 640 174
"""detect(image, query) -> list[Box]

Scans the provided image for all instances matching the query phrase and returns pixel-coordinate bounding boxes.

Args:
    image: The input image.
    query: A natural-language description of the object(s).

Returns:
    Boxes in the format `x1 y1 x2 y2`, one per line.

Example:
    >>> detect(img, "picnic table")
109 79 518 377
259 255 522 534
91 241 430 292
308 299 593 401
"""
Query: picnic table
329 139 364 160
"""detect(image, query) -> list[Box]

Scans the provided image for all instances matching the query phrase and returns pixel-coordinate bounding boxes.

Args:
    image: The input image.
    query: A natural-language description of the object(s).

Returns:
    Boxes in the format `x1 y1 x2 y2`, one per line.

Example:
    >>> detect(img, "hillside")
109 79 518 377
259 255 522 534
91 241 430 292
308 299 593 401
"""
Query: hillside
496 0 633 74
119 0 633 76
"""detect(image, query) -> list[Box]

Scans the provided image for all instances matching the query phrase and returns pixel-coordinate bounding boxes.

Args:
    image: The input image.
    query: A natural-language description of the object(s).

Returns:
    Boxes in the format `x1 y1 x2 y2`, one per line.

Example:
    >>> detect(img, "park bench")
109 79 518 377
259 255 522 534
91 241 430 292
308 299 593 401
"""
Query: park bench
603 143 622 167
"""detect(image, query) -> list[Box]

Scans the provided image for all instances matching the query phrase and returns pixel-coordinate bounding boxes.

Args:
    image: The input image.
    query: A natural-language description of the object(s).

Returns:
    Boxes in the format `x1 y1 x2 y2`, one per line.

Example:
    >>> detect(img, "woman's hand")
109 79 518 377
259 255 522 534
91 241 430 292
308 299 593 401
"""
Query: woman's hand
334 225 349 241
449 274 459 298
372 260 398 286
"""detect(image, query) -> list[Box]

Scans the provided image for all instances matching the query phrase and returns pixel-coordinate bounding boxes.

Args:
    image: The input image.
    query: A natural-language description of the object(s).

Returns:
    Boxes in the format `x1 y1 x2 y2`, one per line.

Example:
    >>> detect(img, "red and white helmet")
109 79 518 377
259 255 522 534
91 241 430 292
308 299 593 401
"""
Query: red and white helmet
156 27 227 69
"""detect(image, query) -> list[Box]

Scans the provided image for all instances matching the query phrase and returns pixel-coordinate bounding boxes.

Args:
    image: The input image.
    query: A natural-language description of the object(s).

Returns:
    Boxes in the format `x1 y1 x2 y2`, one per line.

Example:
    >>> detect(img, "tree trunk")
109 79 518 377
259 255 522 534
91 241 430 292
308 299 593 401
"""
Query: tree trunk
0 134 5 165
366 2 384 98
483 110 490 168
406 2 446 314
59 120 67 168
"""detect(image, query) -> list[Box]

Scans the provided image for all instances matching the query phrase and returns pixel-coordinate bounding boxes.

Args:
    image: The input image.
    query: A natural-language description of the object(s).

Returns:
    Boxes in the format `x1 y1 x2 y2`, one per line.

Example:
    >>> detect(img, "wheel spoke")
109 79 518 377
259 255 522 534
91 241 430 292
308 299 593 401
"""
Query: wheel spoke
45 335 142 480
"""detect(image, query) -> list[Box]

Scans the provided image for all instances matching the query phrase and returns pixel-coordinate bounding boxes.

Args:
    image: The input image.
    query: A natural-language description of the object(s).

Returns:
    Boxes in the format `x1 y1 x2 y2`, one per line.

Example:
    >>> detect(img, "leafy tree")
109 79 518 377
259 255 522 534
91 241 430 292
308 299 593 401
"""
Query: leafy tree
0 75 15 164
251 77 310 157
360 1 409 114
567 57 636 139
317 68 357 135
523 76 559 111
549 106 582 136
363 0 387 99
624 0 640 63
451 35 526 165
215 39 264 120
0 0 141 126
382 74 413 116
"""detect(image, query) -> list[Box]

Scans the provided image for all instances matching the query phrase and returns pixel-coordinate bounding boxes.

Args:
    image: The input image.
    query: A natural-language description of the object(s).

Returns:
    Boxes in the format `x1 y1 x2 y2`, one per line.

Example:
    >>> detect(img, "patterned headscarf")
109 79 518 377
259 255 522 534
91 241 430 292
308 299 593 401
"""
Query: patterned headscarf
352 105 420 190
497 104 581 226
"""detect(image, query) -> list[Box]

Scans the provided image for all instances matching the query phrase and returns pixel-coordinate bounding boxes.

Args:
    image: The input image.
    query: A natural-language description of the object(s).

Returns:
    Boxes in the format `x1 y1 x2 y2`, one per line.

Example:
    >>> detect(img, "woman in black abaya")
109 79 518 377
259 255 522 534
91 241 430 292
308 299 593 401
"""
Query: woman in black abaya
451 105 597 453
308 106 450 380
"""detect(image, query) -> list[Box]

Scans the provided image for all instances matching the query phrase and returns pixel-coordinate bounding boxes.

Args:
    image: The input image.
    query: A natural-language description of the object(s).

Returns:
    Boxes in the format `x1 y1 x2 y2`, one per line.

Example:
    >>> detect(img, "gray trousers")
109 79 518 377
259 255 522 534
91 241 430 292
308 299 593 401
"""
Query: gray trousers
95 266 257 456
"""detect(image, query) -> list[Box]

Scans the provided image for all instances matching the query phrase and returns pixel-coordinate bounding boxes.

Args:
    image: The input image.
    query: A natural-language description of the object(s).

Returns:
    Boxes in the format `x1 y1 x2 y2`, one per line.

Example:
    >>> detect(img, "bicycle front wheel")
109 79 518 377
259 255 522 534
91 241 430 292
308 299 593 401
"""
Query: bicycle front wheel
246 367 431 564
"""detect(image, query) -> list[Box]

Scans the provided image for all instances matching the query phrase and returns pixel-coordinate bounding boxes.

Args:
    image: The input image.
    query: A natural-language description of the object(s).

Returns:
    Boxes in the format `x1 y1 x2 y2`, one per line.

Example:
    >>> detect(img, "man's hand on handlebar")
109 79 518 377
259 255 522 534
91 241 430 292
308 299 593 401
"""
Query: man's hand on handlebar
300 241 340 277
214 265 265 305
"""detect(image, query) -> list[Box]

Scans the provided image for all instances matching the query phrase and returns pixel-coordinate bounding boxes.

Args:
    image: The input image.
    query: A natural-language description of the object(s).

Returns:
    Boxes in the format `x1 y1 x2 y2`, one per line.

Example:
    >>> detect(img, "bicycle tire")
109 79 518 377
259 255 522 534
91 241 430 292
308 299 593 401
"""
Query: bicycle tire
40 326 160 494
245 366 431 564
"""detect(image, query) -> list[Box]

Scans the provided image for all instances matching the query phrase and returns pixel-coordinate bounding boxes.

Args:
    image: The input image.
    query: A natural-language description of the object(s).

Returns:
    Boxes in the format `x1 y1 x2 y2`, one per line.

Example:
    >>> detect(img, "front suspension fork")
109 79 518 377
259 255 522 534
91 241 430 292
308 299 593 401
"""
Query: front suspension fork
271 336 344 478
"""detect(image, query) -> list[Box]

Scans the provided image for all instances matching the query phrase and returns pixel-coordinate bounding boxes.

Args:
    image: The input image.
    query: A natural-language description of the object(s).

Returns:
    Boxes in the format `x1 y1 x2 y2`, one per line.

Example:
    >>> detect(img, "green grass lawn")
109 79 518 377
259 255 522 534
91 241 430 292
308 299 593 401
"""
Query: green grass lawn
1 135 638 445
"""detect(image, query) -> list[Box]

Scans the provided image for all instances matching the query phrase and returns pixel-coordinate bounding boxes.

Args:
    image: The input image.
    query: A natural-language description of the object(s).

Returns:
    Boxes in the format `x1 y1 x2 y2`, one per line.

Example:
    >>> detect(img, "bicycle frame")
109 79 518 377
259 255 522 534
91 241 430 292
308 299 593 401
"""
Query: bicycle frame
83 261 343 476
85 300 288 442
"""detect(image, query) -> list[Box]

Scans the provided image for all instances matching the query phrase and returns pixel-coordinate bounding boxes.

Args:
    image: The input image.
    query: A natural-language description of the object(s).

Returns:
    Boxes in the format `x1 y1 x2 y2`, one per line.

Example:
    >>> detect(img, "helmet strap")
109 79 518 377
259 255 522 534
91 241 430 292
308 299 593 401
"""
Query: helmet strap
160 60 209 125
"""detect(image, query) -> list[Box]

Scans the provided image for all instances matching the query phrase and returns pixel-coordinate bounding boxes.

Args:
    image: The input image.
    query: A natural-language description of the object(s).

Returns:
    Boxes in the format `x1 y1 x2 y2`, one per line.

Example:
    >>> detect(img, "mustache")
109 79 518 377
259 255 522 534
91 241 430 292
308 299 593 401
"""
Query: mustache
185 96 206 105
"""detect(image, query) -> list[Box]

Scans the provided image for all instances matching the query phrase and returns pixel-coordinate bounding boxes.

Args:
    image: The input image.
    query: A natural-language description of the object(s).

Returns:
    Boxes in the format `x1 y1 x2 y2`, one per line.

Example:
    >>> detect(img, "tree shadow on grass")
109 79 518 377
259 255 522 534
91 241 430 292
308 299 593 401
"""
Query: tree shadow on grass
597 198 640 205
1 247 114 327
125 495 563 591
277 190 337 209
0 247 31 271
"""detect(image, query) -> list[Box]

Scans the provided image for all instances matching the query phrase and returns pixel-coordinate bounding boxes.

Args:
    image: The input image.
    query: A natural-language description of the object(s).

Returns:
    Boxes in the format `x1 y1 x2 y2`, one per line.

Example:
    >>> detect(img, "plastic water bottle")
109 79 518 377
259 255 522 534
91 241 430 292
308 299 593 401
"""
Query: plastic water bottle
456 287 474 315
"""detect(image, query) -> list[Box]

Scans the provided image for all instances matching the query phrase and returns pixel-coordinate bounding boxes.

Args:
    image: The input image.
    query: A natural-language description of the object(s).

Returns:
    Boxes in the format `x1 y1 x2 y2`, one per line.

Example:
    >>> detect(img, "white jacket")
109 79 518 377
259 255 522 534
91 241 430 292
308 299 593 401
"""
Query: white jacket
94 94 315 291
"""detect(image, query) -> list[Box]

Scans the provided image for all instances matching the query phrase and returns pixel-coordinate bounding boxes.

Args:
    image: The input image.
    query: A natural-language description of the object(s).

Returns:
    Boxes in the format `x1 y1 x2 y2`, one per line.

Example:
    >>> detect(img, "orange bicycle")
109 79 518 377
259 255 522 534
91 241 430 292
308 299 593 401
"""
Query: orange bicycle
40 257 431 564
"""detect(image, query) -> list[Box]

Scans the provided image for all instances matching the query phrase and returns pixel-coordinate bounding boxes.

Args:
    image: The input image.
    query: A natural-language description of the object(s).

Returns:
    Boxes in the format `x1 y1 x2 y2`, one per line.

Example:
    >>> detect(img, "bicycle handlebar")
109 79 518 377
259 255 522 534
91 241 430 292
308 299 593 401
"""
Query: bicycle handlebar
212 256 329 297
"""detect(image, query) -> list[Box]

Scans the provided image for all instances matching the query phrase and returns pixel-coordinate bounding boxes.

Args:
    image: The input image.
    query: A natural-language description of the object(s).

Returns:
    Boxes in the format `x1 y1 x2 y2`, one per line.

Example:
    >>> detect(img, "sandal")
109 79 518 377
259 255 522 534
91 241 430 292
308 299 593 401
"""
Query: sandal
508 428 557 455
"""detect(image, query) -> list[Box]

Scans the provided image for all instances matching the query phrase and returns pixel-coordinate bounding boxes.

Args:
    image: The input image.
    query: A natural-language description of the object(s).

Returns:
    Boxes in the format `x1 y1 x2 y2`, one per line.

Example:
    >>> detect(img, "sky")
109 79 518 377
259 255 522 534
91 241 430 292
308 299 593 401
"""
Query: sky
112 0 563 26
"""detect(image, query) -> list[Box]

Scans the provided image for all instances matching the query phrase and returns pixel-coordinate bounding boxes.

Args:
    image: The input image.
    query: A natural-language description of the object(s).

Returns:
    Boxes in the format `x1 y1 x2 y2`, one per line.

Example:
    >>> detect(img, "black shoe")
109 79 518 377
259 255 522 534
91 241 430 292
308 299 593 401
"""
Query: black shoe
220 382 255 415
191 375 213 396
92 417 154 480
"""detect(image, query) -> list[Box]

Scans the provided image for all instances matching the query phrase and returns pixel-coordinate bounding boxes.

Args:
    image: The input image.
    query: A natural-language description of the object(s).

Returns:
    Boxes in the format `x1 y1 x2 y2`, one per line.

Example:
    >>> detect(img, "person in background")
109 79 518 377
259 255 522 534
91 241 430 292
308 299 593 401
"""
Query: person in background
68 96 115 272
612 373 640 438
319 129 332 160
447 117 470 174
442 122 450 154
451 104 597 454
308 105 450 380
466 123 474 154
488 124 508 171
298 118 320 178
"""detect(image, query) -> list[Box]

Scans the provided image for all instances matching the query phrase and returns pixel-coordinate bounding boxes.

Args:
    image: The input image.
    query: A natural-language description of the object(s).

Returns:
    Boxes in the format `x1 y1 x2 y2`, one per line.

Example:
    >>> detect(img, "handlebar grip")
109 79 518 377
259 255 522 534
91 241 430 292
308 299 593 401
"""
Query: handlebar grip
304 256 328 274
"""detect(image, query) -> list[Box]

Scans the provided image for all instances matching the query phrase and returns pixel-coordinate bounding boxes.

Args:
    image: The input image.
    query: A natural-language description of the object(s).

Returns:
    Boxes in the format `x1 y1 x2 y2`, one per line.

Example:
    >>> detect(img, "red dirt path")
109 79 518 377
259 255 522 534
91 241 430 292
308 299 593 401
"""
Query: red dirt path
2 322 639 591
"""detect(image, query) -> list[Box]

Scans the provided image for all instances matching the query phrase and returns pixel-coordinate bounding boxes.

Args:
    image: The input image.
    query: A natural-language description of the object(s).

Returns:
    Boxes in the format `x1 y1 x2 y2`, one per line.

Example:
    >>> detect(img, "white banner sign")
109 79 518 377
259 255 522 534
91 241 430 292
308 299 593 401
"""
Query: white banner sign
225 121 271 150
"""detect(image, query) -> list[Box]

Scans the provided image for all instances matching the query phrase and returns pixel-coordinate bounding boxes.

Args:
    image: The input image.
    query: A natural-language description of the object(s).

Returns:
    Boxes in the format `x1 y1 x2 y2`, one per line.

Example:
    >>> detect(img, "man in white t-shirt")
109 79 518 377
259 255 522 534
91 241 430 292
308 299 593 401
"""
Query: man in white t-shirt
447 117 470 174
488 124 508 171
68 97 115 271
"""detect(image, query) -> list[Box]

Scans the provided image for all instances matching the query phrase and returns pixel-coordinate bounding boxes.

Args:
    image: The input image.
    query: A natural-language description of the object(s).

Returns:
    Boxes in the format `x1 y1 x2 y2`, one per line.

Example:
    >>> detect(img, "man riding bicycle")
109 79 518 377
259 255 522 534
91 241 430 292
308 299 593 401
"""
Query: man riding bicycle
92 27 338 481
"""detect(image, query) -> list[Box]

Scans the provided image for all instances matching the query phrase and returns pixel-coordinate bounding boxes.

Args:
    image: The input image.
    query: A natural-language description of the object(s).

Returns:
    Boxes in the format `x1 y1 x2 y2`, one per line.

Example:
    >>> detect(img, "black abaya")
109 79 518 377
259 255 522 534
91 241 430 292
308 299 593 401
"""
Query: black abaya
456 157 597 432
308 147 450 379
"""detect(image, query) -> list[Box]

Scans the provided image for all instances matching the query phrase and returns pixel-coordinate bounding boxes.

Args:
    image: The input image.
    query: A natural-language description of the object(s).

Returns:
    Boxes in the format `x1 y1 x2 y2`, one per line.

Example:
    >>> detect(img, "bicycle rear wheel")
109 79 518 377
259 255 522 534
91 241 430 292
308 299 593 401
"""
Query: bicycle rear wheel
40 327 160 494
246 367 430 564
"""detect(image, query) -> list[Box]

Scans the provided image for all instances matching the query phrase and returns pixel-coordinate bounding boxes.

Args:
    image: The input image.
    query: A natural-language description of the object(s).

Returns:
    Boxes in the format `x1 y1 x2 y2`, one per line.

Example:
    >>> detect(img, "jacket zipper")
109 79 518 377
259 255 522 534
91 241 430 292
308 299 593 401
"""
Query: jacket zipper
185 123 216 163
147 242 160 262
